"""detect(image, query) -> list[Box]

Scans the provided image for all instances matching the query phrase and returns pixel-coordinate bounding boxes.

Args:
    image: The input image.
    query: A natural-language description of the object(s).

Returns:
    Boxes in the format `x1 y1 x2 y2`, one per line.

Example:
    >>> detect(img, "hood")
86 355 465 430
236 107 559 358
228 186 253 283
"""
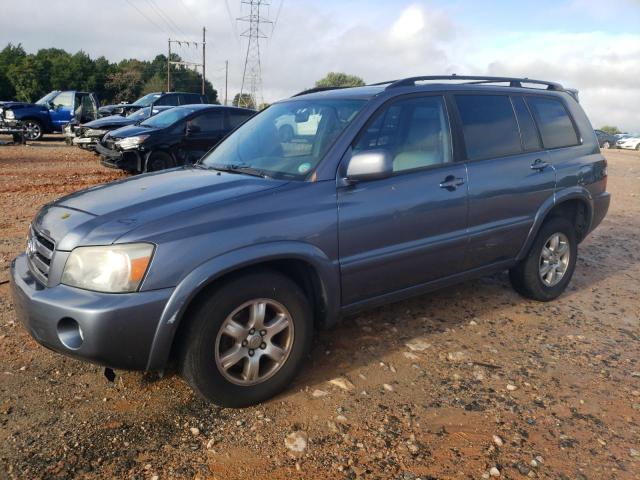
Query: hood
1 101 46 111
83 115 136 129
107 124 157 139
99 103 136 113
37 167 288 250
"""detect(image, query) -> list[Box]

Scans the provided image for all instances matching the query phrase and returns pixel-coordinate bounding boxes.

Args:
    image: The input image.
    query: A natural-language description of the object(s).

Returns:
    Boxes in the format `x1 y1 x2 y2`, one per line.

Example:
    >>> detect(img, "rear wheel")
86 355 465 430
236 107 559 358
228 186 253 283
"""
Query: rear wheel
180 271 313 407
145 151 174 172
23 120 43 141
509 217 577 301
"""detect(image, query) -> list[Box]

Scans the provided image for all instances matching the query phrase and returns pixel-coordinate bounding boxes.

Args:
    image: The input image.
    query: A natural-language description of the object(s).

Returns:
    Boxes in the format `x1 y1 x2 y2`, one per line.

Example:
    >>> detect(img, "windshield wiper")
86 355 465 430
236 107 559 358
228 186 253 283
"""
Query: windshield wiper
207 163 270 178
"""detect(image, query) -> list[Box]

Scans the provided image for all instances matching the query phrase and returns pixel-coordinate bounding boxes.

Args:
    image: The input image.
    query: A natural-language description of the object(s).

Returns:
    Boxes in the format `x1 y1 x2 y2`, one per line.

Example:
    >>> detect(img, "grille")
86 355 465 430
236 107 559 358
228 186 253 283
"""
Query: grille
26 226 54 285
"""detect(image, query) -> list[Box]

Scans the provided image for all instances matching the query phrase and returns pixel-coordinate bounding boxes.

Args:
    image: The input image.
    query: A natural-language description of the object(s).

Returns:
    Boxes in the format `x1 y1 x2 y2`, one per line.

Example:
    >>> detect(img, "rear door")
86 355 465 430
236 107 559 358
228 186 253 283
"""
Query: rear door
337 94 469 305
456 93 555 270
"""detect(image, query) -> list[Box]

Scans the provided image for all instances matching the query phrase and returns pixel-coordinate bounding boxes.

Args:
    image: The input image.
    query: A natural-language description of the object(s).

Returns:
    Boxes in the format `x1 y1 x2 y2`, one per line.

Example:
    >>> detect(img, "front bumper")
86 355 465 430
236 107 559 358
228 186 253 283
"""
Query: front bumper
10 253 174 371
96 142 141 171
72 136 99 150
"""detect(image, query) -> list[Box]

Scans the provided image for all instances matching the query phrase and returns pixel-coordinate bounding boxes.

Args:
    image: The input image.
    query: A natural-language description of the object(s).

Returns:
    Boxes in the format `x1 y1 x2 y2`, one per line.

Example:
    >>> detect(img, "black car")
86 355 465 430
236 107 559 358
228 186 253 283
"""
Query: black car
71 106 174 151
98 92 209 118
594 129 617 149
96 105 255 173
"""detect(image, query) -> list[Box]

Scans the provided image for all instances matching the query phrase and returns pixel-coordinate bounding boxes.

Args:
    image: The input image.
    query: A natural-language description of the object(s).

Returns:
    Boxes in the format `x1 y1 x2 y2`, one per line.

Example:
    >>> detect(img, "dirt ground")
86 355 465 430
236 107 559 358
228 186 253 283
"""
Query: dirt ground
0 137 639 480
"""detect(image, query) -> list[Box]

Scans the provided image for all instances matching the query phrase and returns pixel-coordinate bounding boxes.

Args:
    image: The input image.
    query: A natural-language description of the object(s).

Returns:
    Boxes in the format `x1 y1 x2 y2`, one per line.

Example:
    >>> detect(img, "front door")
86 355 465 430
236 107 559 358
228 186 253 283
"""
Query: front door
49 91 74 131
179 110 227 164
337 95 469 305
453 93 556 269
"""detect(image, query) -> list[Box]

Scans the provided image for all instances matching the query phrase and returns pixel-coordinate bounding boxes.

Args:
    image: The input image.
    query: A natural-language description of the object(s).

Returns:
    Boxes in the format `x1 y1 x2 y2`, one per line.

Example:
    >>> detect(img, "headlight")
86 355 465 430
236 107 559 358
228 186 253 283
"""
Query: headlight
61 243 154 293
5 109 15 120
115 135 149 150
85 128 108 137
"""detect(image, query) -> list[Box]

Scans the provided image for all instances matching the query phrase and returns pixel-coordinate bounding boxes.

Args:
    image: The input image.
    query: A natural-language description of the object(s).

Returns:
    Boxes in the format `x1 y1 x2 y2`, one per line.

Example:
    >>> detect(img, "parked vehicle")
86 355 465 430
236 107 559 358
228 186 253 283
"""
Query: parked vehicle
10 75 610 407
98 92 208 118
1 91 99 140
69 106 174 152
96 105 255 173
616 134 640 150
594 129 617 149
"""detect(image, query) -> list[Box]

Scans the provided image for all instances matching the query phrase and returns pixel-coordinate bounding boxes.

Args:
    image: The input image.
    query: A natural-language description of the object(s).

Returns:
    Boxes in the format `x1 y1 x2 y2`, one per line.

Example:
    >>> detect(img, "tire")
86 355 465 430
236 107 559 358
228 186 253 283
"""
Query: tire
509 216 577 301
145 151 173 172
636 143 640 151
278 124 294 142
602 141 610 149
23 120 43 141
180 271 313 407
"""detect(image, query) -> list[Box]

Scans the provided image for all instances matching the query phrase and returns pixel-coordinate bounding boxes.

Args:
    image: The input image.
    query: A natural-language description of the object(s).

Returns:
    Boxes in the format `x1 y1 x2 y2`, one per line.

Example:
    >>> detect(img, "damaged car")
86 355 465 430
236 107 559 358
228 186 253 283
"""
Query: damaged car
96 104 255 173
1 91 99 140
70 105 174 152
98 91 208 118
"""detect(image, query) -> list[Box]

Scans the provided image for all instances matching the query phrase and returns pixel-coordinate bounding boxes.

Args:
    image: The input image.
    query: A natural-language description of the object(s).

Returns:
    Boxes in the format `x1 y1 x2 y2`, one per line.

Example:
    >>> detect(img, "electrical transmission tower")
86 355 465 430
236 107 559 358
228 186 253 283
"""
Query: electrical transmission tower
238 0 272 108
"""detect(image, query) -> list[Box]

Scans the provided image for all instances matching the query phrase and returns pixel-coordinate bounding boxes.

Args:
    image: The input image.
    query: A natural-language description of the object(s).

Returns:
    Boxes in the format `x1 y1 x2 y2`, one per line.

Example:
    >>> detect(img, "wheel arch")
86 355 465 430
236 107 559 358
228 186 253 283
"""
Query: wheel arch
145 242 340 371
516 188 593 261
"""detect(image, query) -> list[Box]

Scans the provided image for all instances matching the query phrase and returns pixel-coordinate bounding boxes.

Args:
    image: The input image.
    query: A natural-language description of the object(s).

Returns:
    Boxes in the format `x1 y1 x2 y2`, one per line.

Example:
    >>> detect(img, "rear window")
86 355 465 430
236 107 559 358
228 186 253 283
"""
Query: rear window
455 95 521 160
511 96 541 151
526 97 579 149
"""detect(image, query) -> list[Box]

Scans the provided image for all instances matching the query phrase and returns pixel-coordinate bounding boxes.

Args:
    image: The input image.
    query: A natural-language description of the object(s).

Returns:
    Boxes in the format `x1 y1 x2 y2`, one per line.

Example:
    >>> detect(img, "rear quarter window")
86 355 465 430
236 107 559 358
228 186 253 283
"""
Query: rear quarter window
526 97 579 149
511 96 541 151
454 94 522 160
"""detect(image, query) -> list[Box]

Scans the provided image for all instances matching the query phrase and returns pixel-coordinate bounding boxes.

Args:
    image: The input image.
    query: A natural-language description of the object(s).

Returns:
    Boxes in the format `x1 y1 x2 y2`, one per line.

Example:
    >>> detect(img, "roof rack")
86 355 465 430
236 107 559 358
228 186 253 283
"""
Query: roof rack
379 75 564 91
291 86 349 97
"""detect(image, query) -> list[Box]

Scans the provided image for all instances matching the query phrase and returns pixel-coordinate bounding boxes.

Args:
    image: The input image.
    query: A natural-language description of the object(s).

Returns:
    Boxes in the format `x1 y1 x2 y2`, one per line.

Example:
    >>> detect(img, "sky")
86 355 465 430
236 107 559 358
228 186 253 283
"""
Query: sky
0 0 639 132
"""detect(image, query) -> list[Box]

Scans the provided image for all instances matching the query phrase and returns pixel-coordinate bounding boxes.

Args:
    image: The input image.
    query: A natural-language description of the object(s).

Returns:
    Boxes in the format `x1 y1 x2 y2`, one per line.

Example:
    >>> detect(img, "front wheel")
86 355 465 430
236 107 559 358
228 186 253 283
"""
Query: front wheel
509 217 577 301
145 151 174 172
23 120 43 141
180 271 313 407
602 141 611 149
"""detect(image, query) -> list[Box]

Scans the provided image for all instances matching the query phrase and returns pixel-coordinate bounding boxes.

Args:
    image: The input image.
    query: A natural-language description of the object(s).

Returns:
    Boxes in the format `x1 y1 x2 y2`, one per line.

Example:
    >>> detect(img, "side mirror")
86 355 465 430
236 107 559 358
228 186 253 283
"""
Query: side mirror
346 149 393 182
186 123 201 135
47 101 55 110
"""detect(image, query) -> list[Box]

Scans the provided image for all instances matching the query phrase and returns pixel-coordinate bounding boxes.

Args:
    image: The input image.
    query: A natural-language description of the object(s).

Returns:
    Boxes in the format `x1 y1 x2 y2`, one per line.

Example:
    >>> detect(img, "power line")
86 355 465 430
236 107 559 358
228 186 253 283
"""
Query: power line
123 0 168 36
144 0 187 38
272 0 284 36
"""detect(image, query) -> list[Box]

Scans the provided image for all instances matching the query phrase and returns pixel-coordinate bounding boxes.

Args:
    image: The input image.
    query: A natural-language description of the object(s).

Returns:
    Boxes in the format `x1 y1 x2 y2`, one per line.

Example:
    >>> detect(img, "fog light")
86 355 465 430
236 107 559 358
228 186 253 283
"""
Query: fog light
57 317 83 350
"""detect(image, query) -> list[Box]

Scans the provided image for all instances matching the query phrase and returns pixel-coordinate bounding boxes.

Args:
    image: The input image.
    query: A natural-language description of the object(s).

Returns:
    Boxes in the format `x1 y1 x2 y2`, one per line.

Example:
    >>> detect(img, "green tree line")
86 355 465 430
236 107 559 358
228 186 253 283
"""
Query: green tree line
0 43 218 105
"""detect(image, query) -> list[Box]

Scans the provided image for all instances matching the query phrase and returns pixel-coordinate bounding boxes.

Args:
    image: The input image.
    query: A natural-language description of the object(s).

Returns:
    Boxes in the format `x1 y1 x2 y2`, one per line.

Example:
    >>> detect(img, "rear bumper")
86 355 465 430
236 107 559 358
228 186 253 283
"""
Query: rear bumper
589 191 610 234
10 253 174 371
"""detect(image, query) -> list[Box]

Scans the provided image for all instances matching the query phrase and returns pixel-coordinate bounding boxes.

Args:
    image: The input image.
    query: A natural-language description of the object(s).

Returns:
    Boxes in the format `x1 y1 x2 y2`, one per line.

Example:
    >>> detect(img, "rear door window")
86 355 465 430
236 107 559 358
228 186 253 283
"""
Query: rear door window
156 94 180 106
526 97 579 149
455 94 521 160
228 110 255 129
189 110 225 132
511 96 541 151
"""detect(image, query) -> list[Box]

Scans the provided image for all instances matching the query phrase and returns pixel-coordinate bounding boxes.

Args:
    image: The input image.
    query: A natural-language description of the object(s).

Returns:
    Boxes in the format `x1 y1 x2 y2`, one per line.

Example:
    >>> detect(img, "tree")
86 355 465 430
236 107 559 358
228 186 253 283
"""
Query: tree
258 102 271 110
600 125 621 135
315 72 365 88
233 93 255 109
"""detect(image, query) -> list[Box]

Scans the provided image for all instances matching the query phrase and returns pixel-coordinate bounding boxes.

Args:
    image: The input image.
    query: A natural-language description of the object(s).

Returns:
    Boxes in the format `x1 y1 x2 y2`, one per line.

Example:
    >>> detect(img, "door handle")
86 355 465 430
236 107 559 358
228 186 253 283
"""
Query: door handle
530 159 549 171
439 175 465 191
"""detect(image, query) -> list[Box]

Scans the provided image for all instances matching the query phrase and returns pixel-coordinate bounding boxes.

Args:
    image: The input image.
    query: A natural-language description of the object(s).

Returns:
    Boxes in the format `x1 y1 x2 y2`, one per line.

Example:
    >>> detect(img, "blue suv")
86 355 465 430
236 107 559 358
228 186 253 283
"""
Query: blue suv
10 76 610 407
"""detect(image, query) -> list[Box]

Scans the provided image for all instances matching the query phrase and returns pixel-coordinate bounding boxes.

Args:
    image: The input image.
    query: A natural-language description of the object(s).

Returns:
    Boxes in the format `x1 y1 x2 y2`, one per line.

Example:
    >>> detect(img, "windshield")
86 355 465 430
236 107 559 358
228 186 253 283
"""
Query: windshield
140 107 199 129
132 93 162 107
126 107 151 120
201 99 366 179
35 91 59 106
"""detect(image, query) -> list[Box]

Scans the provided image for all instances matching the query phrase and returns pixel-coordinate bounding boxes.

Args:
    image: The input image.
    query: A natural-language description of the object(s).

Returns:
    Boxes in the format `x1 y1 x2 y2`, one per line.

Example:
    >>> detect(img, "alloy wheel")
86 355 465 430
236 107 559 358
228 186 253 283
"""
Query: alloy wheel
215 299 294 386
539 232 571 287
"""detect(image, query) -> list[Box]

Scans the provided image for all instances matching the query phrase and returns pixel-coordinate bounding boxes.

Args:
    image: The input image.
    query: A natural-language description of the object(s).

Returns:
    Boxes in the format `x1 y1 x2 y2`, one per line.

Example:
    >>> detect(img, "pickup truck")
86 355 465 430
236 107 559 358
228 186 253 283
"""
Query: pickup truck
0 91 100 140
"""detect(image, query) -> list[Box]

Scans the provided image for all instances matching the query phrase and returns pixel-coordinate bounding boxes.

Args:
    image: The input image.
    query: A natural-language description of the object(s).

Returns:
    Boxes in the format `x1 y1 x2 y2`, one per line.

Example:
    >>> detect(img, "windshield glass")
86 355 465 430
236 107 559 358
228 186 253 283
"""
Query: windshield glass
126 107 151 120
35 91 59 105
201 99 366 179
140 107 199 129
132 93 162 107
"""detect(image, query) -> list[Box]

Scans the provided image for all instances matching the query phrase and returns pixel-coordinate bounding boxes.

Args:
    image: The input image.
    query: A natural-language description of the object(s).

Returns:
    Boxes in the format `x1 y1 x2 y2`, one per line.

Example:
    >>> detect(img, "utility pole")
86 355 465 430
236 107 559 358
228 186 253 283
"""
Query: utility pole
167 28 206 95
167 38 171 92
225 60 229 105
202 27 206 95
238 0 272 109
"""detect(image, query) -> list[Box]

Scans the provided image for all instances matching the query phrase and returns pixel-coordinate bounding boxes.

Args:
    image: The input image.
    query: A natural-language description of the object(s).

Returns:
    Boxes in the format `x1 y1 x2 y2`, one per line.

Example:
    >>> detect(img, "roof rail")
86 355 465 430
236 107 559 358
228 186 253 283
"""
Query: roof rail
385 75 564 91
291 86 348 97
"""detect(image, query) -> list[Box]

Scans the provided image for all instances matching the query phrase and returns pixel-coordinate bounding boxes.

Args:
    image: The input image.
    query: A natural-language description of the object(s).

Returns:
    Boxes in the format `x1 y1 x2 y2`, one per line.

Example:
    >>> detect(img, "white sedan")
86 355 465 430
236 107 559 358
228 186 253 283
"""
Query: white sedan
616 135 640 151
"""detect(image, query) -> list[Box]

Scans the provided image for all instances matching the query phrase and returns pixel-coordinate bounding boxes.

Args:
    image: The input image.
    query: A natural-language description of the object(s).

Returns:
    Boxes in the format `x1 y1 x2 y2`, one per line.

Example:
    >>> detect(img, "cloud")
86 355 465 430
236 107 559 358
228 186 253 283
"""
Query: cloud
0 0 637 131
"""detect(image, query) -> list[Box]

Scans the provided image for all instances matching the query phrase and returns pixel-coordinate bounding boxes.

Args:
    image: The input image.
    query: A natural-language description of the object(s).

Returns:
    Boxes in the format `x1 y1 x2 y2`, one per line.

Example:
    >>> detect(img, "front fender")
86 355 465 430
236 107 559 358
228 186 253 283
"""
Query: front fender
14 110 52 131
516 186 594 261
145 241 340 371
